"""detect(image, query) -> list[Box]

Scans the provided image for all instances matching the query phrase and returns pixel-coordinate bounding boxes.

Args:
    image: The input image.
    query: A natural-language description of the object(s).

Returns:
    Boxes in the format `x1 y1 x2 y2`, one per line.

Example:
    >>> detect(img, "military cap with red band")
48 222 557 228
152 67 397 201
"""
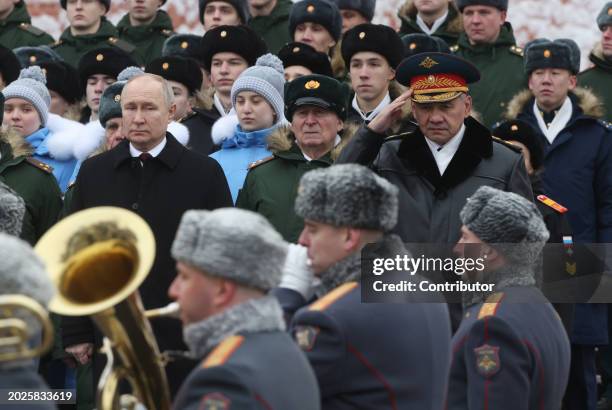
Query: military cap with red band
395 52 480 103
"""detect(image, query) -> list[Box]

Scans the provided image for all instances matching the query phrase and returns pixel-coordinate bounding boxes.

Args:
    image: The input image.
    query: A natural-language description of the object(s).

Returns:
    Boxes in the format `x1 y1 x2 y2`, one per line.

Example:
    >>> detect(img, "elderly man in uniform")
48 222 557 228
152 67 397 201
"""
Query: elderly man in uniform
236 74 351 243
451 0 525 127
273 164 452 409
169 208 320 409
448 185 571 410
580 2 612 121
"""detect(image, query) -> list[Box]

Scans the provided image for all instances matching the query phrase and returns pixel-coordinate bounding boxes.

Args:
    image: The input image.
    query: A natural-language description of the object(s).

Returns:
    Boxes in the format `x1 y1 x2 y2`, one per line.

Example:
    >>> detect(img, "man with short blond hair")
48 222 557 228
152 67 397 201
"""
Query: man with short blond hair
64 71 232 397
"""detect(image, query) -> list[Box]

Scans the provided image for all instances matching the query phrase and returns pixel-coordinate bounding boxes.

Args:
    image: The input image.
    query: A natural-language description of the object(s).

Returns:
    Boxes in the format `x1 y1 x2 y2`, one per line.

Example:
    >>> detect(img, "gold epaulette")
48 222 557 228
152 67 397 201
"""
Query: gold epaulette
492 136 522 154
161 29 173 37
450 44 460 53
477 292 504 319
202 335 244 368
18 23 46 37
510 45 524 57
247 156 274 170
25 157 53 174
536 194 568 214
309 282 358 312
107 37 136 53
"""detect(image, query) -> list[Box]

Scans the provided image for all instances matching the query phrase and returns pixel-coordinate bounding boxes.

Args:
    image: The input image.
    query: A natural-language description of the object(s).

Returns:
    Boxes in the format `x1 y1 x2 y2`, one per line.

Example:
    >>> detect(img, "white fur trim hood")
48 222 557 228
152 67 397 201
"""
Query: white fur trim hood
211 114 290 145
72 120 190 161
45 113 84 161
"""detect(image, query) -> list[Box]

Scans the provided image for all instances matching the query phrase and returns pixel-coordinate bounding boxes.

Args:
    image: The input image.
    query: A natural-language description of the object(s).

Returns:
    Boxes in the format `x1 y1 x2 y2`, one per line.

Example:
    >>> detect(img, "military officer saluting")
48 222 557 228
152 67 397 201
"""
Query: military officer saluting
276 164 452 409
448 185 571 410
52 0 135 68
0 0 53 50
169 208 320 410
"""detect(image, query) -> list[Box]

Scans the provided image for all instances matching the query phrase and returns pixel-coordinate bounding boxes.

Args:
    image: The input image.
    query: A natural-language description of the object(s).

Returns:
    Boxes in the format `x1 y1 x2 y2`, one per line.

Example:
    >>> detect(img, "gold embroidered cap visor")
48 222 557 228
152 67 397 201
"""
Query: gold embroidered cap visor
395 52 480 103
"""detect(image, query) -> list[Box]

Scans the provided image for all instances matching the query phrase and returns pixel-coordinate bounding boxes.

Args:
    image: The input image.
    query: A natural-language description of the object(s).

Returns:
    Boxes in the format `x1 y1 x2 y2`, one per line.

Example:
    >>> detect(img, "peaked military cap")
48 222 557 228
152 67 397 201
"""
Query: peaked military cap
455 0 508 11
13 46 62 68
401 33 450 58
492 119 544 171
331 0 376 21
341 24 404 69
396 52 480 103
278 42 333 77
524 38 580 74
162 34 201 60
285 74 350 120
200 25 268 72
289 0 343 42
0 45 21 86
60 0 110 12
77 47 138 89
597 2 612 30
199 0 250 25
146 56 203 94
39 61 82 104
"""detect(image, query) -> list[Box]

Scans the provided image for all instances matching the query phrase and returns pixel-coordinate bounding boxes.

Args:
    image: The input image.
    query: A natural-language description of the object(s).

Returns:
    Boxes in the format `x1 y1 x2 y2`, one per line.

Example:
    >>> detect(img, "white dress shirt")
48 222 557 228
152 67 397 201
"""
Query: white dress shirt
424 123 466 175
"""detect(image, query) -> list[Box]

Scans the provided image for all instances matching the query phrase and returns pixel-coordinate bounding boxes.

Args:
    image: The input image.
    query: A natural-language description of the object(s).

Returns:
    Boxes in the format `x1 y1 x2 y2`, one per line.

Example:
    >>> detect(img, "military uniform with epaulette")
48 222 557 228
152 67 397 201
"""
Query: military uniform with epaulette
50 18 135 68
451 22 526 128
0 1 54 50
0 132 62 245
116 10 174 67
397 0 463 46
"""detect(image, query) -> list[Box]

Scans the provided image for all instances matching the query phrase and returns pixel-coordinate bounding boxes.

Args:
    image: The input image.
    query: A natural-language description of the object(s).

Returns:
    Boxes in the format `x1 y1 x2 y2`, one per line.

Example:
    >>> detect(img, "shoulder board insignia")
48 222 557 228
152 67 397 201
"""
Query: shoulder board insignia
202 335 244 368
19 23 46 36
510 45 524 57
107 37 136 53
161 29 173 36
599 120 612 131
477 292 504 319
492 136 522 153
50 40 63 48
537 194 568 213
247 155 274 170
309 282 358 312
450 44 460 53
25 157 53 174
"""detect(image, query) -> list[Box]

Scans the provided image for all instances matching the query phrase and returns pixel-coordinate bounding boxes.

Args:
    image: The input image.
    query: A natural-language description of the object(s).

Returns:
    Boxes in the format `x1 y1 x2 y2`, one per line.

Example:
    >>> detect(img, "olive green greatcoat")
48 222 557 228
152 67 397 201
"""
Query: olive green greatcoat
579 43 612 121
116 10 174 66
0 1 54 49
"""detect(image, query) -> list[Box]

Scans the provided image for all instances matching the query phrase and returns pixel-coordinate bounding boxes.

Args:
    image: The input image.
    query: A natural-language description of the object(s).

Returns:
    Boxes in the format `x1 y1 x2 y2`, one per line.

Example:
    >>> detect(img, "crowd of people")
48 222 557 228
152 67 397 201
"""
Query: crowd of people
0 0 612 408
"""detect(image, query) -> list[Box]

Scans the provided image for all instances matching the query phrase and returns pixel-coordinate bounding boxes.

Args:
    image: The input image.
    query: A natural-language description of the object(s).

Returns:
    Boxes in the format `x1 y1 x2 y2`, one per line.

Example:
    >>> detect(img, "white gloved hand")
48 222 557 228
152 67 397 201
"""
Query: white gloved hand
280 243 315 300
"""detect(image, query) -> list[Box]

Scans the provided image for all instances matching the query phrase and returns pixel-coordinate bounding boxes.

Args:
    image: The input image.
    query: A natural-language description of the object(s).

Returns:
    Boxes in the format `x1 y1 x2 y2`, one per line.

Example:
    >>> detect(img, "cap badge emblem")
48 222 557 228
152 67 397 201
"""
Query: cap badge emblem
29 55 36 63
180 41 188 49
162 62 169 70
220 30 227 38
307 4 315 12
305 80 320 90
96 53 104 61
293 46 300 53
114 94 121 102
511 125 519 131
544 49 551 58
359 32 366 39
410 42 417 50
419 57 438 69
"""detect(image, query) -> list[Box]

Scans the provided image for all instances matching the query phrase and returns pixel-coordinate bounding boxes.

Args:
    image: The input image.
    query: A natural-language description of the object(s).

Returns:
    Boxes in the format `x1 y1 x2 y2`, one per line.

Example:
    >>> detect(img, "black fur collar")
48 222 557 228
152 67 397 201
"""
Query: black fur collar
397 116 493 196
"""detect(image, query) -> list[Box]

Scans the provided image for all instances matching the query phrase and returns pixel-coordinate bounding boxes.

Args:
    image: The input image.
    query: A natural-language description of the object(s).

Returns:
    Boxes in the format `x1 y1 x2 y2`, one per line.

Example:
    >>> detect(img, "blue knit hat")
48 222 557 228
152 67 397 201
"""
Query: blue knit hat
2 66 50 126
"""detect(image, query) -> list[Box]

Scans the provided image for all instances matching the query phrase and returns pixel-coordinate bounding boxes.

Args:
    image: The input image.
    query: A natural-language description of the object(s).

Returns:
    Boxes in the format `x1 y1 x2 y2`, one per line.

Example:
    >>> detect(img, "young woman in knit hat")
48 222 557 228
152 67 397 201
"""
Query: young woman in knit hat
2 66 81 193
210 53 287 203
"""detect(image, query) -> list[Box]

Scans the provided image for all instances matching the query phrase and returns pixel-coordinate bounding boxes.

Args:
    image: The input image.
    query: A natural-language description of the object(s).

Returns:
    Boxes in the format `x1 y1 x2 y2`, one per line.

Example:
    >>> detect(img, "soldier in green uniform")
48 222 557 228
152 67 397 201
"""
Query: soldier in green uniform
398 0 463 46
579 2 612 121
0 0 53 50
116 0 174 67
0 94 62 245
451 0 525 128
246 0 292 54
52 0 135 68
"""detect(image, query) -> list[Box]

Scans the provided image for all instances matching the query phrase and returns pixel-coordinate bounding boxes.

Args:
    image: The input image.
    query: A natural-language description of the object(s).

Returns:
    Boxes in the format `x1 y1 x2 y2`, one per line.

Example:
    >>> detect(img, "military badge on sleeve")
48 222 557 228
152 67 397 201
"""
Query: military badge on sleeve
294 326 319 351
200 392 230 410
474 344 500 377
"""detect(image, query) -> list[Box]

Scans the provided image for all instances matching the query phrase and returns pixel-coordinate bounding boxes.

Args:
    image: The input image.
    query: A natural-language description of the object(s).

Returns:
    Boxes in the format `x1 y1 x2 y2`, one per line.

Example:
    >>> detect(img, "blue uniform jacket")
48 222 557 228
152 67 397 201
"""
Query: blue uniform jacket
447 286 571 410
510 88 612 344
276 283 452 410
173 332 320 410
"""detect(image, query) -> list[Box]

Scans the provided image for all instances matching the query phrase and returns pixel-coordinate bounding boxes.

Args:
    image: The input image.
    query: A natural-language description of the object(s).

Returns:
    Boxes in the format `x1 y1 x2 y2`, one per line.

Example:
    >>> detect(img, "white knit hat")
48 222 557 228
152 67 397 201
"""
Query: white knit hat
231 54 286 125
2 66 50 126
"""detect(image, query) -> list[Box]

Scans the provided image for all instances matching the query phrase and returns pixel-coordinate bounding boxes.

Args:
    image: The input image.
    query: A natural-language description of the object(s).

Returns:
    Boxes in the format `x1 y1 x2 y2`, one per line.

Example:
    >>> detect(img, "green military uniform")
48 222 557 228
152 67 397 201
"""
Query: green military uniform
579 44 612 121
116 10 174 67
397 0 463 46
236 127 341 243
0 134 61 245
248 0 292 54
0 1 54 49
51 17 135 68
452 22 526 128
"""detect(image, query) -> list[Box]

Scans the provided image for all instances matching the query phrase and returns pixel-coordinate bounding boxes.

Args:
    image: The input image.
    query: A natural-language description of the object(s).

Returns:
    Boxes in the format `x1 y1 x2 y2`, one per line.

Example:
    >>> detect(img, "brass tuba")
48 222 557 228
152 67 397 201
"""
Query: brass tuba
35 207 173 410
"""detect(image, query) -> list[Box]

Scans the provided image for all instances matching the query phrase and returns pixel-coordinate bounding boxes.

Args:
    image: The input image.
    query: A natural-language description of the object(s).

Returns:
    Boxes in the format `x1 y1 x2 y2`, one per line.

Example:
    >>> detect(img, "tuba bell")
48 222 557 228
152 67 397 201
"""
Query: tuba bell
35 206 172 410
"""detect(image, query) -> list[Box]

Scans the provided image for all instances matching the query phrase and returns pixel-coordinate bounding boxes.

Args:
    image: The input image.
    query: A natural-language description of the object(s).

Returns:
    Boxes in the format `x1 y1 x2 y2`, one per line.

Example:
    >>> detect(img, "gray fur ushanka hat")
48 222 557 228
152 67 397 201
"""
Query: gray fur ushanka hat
171 208 288 292
0 182 25 237
295 164 399 231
